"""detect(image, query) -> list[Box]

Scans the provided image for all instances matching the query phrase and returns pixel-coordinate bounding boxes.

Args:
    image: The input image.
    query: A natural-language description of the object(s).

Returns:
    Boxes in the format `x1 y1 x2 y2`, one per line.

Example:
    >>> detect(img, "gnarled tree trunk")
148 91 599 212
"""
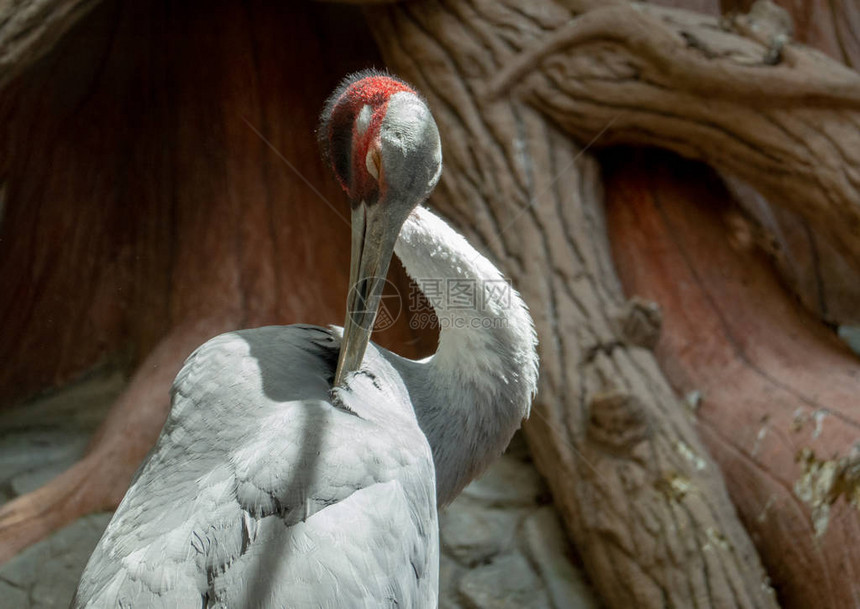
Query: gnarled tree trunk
369 2 779 607
369 1 860 607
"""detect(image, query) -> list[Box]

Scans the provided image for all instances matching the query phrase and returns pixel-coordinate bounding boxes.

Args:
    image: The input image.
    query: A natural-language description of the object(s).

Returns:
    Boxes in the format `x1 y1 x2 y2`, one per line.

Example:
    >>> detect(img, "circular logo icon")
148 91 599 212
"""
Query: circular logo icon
347 277 402 332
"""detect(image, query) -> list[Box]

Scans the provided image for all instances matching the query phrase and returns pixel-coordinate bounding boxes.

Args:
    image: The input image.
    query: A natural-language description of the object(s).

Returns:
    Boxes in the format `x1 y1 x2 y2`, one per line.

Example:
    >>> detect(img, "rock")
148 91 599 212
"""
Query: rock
0 512 112 608
0 432 87 486
10 455 85 497
439 552 465 609
0 370 121 499
0 579 28 608
458 553 551 609
523 507 600 609
440 496 521 566
0 371 122 606
0 371 122 432
461 455 545 507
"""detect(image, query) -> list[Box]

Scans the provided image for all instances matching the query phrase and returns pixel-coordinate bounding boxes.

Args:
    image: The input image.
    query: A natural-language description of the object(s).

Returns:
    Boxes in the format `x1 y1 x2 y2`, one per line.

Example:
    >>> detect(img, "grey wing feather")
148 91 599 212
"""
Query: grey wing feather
72 325 438 609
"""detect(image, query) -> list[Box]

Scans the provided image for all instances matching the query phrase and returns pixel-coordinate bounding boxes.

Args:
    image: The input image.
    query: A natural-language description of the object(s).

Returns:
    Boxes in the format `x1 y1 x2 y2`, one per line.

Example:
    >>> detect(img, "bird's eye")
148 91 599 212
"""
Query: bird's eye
366 148 380 181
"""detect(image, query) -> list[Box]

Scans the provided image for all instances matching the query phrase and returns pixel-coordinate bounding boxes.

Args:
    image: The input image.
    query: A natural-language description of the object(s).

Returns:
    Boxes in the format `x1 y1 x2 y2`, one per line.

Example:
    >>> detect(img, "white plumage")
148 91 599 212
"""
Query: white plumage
74 325 437 608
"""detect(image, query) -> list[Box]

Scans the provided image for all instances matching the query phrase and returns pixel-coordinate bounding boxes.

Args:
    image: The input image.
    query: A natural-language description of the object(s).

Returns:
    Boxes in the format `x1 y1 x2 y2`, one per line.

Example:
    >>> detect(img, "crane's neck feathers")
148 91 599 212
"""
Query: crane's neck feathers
319 70 536 505
390 206 539 506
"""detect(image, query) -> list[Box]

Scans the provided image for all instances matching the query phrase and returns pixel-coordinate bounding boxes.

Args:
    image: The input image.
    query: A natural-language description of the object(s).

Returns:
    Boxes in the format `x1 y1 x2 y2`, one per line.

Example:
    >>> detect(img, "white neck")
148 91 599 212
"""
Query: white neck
386 206 539 506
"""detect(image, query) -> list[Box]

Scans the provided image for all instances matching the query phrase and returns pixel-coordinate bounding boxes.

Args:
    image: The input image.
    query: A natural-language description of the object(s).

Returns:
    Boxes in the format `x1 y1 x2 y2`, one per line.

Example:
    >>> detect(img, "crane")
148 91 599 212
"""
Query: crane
71 70 539 608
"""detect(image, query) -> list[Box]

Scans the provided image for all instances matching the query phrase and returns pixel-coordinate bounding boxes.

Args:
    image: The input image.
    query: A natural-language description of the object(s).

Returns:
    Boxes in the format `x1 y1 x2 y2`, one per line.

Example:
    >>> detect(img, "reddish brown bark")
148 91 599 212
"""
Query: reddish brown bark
0 0 432 407
709 0 860 326
605 148 860 609
0 0 429 562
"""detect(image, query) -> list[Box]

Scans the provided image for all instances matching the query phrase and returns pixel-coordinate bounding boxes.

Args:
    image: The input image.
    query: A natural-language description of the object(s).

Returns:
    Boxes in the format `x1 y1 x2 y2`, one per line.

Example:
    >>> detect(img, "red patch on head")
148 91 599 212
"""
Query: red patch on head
327 75 415 199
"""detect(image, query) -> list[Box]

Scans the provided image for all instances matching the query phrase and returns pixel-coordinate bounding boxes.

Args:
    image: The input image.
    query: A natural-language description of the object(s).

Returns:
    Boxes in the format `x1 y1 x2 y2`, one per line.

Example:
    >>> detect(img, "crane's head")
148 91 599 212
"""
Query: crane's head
319 70 442 386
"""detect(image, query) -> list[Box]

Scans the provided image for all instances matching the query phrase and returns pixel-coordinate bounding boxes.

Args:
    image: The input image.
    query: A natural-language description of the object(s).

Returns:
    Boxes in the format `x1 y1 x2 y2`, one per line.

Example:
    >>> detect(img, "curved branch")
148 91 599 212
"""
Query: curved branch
489 3 860 106
493 1 860 275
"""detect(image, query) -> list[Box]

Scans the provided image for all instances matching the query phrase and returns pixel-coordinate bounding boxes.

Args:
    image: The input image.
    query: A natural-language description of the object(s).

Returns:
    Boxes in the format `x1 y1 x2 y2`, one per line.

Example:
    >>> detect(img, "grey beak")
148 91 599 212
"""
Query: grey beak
334 202 400 386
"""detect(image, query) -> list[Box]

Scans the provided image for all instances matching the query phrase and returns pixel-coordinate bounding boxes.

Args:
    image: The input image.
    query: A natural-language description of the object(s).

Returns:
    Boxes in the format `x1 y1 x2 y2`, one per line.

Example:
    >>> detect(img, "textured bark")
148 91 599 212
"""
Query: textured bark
495 0 860 328
601 2 860 606
724 176 860 326
488 2 860 280
723 0 860 69
605 148 860 609
369 2 778 607
715 0 860 326
656 0 860 328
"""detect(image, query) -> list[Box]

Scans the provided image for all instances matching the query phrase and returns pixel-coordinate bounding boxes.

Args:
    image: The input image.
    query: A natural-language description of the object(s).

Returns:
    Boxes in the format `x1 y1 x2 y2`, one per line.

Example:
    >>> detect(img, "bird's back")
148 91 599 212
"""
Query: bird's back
72 324 438 609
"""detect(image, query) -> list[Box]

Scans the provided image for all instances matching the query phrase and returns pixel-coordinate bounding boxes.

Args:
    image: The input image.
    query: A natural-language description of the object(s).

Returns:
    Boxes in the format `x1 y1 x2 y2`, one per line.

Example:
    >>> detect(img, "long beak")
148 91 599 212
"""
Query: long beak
334 202 400 386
